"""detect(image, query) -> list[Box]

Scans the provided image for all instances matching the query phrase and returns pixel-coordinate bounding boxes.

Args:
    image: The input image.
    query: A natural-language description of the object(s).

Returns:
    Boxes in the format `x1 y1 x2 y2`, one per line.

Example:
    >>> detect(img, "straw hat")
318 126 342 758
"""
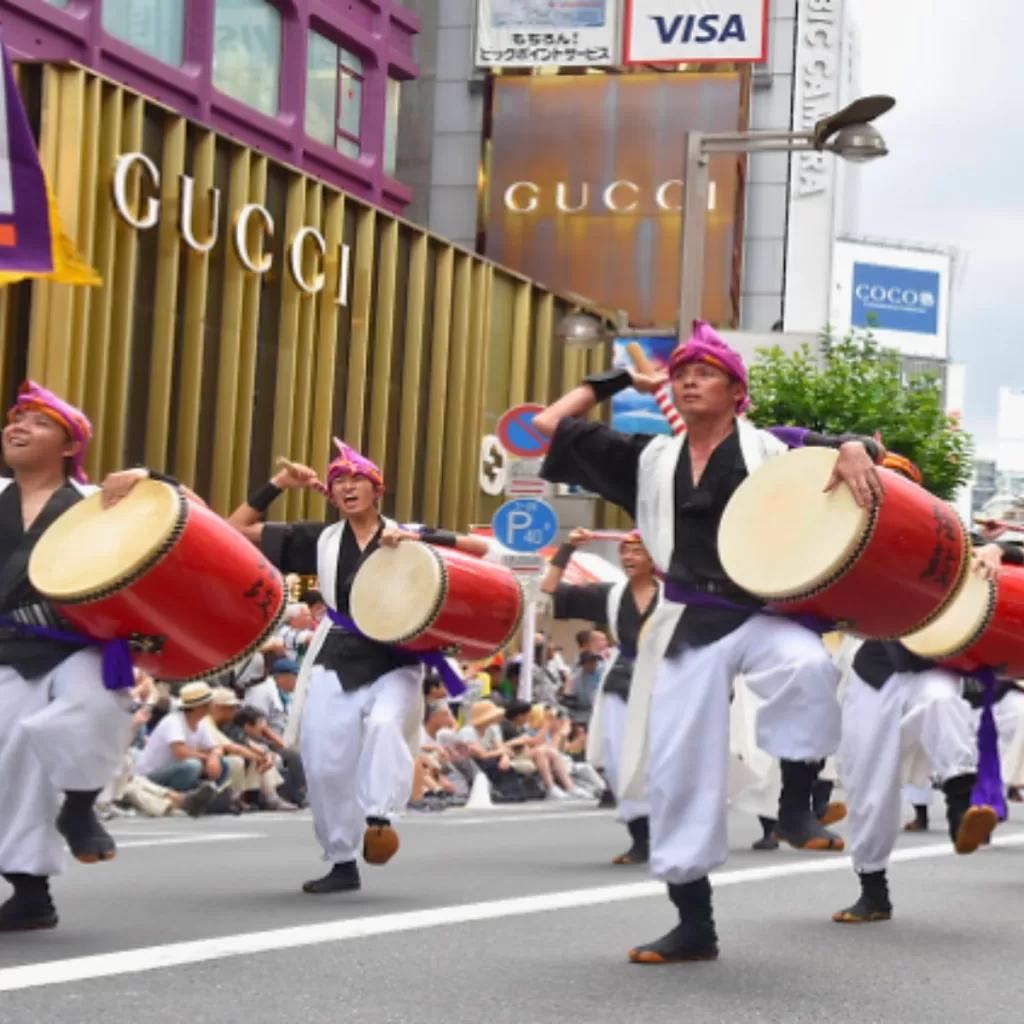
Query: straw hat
212 687 241 708
469 700 504 729
178 682 213 709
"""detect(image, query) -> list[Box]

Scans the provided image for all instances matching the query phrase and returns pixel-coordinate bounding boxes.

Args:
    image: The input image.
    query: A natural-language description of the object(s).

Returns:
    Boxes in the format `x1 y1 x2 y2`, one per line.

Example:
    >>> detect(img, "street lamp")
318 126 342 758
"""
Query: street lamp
553 308 613 349
678 95 896 341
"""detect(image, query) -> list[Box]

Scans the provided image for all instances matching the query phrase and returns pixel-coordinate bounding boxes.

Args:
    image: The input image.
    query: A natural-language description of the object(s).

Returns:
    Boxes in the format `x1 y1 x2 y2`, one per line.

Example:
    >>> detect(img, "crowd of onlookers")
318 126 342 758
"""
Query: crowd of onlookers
95 588 615 820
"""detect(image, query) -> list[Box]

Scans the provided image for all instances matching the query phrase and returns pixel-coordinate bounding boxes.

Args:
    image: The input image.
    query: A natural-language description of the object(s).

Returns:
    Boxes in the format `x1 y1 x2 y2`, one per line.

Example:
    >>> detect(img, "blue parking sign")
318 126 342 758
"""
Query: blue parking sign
492 499 559 553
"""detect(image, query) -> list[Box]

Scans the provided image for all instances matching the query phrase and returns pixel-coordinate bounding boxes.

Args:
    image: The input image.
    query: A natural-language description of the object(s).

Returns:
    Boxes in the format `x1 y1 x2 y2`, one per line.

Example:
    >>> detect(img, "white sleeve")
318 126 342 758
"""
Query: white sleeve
163 715 186 746
196 718 221 750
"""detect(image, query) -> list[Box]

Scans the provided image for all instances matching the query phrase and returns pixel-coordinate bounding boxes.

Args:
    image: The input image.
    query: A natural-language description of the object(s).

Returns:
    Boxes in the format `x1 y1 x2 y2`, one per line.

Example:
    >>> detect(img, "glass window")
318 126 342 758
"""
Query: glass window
304 30 365 159
102 0 185 65
383 77 401 177
213 0 282 117
45 0 71 7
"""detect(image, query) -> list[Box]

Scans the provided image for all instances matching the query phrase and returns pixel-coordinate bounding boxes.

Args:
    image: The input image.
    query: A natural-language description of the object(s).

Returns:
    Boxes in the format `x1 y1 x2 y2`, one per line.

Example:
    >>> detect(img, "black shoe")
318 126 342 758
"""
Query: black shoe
613 816 649 865
833 871 893 923
598 789 617 809
629 878 718 963
904 804 930 832
774 812 844 851
944 774 998 854
0 874 58 932
302 861 362 894
753 817 779 851
56 791 116 864
181 782 219 818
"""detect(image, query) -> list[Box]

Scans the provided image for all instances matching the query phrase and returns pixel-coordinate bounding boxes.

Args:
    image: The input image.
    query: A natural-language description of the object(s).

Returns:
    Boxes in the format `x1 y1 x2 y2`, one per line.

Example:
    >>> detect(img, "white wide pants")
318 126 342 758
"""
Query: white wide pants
647 616 840 885
0 652 133 876
839 667 975 874
300 664 420 865
599 692 650 824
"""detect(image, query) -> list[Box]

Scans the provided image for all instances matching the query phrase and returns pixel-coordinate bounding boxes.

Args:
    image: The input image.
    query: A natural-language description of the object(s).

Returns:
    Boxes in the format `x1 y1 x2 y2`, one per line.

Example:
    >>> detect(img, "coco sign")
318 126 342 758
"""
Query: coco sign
110 152 352 304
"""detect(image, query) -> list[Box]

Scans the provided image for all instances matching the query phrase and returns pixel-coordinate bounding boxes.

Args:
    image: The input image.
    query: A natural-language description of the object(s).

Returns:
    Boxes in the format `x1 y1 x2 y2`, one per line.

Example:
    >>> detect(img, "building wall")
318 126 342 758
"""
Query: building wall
741 0 797 331
396 0 483 249
0 0 418 214
0 61 611 532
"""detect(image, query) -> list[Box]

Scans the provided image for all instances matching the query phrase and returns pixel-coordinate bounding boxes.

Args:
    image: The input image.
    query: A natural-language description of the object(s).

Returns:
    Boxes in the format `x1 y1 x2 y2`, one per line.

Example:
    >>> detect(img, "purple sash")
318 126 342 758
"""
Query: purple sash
325 608 466 697
0 617 135 691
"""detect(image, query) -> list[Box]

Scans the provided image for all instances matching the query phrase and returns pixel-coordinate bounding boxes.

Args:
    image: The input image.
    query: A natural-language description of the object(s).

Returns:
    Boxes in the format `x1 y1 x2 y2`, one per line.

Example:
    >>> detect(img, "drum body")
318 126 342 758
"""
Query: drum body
719 447 969 639
902 565 1024 678
29 481 285 681
350 543 523 661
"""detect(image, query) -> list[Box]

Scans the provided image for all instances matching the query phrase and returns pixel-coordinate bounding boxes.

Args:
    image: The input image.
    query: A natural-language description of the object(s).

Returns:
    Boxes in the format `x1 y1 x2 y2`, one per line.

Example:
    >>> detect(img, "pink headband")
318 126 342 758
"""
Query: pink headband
8 380 92 482
667 320 751 414
326 438 384 493
619 529 644 549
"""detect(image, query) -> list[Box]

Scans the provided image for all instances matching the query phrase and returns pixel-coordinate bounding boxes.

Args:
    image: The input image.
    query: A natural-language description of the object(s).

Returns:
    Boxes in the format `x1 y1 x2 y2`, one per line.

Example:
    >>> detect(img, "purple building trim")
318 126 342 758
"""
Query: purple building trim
0 0 419 213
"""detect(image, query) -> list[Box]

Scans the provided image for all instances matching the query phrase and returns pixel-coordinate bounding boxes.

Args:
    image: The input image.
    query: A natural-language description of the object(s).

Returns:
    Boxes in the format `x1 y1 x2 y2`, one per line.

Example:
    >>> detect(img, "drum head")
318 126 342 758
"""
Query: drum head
350 543 443 643
29 480 183 602
719 447 870 600
901 570 991 660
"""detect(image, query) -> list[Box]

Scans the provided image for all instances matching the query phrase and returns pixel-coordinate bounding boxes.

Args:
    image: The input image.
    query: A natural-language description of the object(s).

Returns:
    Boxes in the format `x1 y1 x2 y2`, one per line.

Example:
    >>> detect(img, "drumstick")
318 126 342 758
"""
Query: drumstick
974 516 1020 536
624 341 685 437
275 457 330 499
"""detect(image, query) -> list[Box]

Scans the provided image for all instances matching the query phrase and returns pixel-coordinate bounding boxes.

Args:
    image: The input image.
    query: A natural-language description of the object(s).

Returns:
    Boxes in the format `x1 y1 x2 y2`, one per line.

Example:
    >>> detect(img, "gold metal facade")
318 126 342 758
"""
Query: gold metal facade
0 63 613 530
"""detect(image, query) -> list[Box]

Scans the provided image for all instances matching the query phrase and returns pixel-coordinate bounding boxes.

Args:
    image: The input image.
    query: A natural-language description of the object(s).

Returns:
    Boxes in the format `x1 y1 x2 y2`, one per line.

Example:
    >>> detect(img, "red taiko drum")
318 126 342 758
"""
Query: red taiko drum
29 480 285 681
718 447 969 638
901 563 1024 677
349 543 523 661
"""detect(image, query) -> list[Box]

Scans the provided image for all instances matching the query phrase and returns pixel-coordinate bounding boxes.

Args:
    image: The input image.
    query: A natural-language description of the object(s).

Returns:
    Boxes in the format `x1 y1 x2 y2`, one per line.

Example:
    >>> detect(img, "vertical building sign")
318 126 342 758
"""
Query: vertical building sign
783 0 846 333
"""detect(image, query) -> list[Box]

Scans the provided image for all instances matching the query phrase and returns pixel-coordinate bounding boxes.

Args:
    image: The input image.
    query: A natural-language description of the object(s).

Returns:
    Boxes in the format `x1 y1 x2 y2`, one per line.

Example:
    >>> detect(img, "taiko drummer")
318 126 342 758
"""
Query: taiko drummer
832 453 1020 926
532 320 885 965
228 439 488 896
0 381 179 932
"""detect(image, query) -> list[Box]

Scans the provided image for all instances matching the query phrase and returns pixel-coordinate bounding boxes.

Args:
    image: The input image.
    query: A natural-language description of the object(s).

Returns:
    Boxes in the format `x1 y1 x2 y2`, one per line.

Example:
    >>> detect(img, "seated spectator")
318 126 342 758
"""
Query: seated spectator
458 700 527 802
300 588 327 623
510 702 587 800
423 701 476 790
207 689 296 811
245 658 297 736
277 603 315 660
424 671 448 703
233 706 307 808
544 706 606 798
133 683 230 793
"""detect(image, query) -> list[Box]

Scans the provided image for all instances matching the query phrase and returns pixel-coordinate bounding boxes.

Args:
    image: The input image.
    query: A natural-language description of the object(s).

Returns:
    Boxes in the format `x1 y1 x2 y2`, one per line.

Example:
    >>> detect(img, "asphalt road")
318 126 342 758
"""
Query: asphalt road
2 799 1023 1024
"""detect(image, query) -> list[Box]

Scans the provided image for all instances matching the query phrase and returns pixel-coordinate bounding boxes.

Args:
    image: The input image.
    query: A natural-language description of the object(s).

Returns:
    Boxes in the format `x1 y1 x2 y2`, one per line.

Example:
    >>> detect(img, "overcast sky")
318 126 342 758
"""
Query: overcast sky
849 0 1023 459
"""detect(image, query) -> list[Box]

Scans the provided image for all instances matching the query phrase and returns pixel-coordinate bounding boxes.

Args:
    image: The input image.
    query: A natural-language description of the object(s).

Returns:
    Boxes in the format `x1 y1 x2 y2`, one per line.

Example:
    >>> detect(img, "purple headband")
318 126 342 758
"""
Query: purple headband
667 320 751 414
326 438 384 493
8 380 92 482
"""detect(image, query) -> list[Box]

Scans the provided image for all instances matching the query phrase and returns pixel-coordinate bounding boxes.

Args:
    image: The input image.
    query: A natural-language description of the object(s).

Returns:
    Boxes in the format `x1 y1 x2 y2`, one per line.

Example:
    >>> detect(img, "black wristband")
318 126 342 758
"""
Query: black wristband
551 543 576 569
583 367 633 403
420 529 457 548
247 482 283 513
999 542 1024 566
147 469 180 487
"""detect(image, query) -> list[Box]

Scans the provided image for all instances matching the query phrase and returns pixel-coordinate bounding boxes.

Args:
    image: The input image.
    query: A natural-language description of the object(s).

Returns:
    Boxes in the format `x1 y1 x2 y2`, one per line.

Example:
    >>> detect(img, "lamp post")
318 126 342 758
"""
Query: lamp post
677 95 896 342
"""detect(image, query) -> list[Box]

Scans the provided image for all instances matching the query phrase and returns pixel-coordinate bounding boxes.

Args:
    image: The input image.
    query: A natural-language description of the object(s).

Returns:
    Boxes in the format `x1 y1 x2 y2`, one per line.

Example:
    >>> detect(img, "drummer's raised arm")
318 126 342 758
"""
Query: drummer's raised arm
227 462 321 547
532 368 665 438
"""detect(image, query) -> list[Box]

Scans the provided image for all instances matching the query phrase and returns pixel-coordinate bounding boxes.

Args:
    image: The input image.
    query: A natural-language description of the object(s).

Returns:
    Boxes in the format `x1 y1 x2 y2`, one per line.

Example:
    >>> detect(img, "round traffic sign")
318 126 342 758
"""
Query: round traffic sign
491 498 559 554
497 404 549 459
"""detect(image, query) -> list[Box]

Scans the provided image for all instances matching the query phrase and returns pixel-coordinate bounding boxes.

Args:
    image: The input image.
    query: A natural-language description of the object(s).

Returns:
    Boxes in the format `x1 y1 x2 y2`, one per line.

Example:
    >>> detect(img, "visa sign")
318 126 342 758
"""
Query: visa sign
625 0 768 64
851 263 941 336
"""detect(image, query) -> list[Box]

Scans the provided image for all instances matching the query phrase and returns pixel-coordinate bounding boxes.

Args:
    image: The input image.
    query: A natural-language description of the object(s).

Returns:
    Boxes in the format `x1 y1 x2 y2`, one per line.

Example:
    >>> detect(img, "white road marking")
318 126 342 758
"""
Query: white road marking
108 834 263 851
3 832 1022 993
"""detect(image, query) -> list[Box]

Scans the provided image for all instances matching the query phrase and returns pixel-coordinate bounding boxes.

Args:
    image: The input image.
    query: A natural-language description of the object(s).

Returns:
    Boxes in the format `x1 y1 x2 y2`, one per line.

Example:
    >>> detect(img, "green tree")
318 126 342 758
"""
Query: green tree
747 330 973 500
